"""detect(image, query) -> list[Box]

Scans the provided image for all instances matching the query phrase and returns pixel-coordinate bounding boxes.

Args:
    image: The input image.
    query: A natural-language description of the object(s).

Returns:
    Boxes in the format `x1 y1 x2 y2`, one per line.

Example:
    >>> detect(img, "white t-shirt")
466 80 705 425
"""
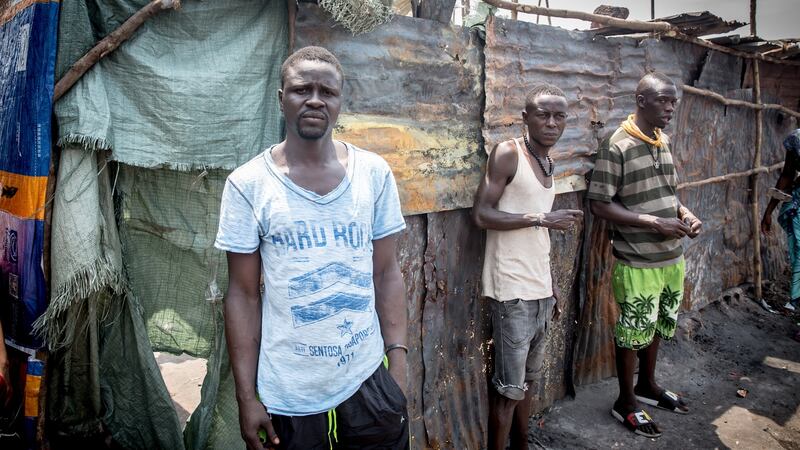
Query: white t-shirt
214 142 406 416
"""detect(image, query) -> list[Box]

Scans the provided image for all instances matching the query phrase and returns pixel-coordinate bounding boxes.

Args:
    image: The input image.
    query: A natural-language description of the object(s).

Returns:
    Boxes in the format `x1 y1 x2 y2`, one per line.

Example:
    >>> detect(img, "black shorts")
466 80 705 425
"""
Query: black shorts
270 364 408 450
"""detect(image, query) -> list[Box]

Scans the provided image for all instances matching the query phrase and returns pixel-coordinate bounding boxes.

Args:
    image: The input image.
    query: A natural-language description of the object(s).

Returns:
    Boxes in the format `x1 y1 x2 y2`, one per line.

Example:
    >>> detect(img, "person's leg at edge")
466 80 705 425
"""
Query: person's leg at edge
509 385 534 450
489 390 520 450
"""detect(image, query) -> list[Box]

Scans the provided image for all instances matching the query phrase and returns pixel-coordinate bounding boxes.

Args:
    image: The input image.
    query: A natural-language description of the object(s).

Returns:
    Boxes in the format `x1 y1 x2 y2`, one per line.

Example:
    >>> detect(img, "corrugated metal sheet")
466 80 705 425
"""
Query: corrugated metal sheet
420 210 488 449
482 16 706 183
744 60 800 111
296 4 484 215
593 11 746 37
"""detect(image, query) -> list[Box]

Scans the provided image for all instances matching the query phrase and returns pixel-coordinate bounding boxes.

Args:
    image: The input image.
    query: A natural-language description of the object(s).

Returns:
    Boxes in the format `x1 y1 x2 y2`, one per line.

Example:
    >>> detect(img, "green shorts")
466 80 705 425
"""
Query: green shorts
612 258 685 350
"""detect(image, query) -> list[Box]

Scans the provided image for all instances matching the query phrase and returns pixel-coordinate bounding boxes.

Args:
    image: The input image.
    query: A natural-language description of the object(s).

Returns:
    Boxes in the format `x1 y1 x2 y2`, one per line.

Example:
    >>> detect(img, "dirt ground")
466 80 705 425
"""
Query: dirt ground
530 281 800 449
156 282 800 449
155 352 206 427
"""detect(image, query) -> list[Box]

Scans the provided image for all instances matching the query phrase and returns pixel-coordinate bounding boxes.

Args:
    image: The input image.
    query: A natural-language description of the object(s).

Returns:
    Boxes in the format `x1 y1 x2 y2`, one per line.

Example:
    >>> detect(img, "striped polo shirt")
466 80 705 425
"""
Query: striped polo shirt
587 127 683 268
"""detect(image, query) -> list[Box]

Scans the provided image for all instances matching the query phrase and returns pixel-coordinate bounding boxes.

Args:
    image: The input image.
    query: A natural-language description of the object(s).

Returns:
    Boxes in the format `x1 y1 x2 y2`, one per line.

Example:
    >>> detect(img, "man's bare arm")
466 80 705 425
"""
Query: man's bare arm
471 142 582 230
372 234 408 394
590 199 690 239
225 251 278 449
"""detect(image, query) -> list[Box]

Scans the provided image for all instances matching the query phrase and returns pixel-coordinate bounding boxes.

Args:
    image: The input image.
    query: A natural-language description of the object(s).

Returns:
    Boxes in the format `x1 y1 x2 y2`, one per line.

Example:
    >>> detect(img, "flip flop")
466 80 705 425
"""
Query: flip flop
610 408 662 438
635 389 689 414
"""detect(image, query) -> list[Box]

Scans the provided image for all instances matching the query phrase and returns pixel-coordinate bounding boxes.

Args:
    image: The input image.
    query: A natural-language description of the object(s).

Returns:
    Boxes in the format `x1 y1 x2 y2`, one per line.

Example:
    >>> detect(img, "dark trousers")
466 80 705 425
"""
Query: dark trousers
271 364 408 450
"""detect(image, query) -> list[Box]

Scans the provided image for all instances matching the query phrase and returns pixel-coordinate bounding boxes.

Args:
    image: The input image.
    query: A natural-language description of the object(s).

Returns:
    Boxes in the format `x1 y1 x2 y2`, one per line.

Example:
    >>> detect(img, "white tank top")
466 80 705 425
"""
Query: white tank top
481 138 555 301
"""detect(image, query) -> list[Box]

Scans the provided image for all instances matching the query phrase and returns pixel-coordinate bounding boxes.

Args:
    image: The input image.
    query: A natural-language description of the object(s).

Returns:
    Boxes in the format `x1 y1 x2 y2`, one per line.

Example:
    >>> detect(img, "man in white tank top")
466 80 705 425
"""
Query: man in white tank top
472 84 583 450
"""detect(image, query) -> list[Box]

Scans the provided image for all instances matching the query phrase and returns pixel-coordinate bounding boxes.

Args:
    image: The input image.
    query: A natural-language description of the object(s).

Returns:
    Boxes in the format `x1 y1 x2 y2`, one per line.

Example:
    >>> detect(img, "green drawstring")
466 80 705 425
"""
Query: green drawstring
327 357 392 449
327 408 338 450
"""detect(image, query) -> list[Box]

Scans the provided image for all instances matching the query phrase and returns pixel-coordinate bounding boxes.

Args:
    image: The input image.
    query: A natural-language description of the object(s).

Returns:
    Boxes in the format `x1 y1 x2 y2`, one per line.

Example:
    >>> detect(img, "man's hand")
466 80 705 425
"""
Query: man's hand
552 284 563 321
761 213 773 235
386 350 408 397
539 209 584 230
652 217 691 238
682 212 703 239
237 398 278 449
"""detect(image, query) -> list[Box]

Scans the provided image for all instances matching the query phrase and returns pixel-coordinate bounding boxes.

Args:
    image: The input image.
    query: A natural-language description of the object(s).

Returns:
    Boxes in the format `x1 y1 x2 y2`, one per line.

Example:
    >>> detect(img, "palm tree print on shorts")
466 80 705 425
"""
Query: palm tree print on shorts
656 285 682 338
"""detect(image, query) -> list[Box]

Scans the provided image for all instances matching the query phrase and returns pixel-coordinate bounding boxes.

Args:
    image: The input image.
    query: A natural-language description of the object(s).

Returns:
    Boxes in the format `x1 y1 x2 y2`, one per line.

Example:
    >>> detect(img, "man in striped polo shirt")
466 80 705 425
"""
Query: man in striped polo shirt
587 72 702 438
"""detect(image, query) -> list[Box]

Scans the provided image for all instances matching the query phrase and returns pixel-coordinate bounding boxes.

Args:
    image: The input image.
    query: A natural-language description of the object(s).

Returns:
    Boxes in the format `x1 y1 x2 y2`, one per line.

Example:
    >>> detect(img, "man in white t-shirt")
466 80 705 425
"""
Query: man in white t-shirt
215 46 408 450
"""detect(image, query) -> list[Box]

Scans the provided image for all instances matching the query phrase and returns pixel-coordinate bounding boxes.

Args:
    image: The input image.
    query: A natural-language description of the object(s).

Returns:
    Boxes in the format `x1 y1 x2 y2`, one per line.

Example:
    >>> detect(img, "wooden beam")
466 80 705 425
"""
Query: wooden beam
676 162 782 190
482 0 675 32
682 85 800 119
53 0 181 102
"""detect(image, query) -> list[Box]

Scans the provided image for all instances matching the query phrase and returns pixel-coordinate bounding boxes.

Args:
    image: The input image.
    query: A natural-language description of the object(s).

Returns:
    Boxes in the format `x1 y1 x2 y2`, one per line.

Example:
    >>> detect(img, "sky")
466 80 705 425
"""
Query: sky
502 0 798 40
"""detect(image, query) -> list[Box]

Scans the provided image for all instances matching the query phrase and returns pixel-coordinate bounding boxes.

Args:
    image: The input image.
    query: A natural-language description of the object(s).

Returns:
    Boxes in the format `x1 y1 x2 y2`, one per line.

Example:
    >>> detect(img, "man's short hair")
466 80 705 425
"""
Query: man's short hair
280 46 345 87
525 83 567 107
636 71 675 95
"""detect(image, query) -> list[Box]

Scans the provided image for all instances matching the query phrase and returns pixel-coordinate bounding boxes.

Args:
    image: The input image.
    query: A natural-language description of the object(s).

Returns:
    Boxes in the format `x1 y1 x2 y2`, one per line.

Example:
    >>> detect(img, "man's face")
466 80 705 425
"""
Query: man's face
522 94 569 148
279 60 343 140
637 82 678 129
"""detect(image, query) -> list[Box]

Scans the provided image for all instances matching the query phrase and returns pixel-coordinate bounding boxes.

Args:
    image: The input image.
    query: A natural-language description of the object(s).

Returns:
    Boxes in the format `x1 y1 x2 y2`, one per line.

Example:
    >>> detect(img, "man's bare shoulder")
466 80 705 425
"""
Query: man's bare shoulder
486 139 519 178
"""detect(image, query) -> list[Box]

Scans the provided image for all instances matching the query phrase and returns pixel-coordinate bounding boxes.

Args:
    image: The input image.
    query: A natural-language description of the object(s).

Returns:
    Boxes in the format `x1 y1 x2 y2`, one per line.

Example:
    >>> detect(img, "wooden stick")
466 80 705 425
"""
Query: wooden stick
482 0 675 32
682 85 800 119
482 0 800 67
752 58 764 300
676 162 782 190
53 0 181 102
750 0 757 36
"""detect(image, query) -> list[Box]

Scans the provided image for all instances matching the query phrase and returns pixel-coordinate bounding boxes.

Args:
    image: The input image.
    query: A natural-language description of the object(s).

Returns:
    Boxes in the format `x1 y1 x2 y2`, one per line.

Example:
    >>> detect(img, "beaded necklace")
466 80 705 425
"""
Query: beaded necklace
523 133 554 177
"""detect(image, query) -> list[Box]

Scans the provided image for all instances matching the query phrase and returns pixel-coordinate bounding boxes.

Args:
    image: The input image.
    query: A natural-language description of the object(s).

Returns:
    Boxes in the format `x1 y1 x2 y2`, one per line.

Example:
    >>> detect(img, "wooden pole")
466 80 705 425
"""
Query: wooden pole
676 162 782 190
481 0 675 32
682 85 800 119
752 58 764 301
750 0 757 36
53 0 181 102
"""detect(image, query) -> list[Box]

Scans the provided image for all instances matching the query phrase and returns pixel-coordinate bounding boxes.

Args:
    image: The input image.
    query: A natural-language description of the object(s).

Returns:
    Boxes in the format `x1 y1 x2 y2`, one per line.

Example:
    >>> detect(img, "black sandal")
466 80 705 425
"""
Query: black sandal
611 407 662 438
636 389 689 414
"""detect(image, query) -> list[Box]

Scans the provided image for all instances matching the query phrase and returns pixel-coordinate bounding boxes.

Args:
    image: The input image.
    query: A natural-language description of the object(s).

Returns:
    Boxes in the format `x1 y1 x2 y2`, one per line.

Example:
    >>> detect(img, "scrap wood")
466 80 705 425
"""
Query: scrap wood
53 0 182 102
482 0 674 32
676 162 783 190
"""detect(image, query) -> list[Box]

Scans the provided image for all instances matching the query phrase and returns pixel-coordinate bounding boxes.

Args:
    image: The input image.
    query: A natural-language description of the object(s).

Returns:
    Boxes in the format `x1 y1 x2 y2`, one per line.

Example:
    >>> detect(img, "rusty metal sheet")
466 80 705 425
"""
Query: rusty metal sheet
296 5 484 215
573 212 618 386
531 192 585 405
483 17 706 186
421 209 489 449
744 61 800 112
396 215 428 448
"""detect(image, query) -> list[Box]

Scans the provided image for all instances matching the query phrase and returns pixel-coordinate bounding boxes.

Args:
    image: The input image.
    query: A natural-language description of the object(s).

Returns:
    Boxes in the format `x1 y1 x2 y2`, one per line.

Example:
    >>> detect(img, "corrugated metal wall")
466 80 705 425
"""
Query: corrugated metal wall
297 5 797 448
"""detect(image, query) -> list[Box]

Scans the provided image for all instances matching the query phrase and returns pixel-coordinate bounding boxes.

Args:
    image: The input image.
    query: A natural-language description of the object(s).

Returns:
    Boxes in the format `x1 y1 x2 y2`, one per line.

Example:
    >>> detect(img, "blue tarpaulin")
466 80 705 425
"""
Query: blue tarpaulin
0 0 60 351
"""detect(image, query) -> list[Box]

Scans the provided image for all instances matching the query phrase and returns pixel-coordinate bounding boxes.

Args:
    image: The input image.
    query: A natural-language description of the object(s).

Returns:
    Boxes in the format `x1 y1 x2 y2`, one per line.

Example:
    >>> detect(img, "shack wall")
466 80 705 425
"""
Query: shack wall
293 7 798 449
